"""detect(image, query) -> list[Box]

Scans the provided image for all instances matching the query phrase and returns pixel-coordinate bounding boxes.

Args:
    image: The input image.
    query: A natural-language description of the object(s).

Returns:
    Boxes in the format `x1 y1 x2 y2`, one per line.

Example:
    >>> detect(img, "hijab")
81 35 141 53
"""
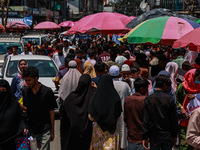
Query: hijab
17 59 28 78
59 60 81 101
0 79 25 144
140 67 152 92
64 74 93 136
83 61 96 78
123 60 134 67
88 74 122 134
181 69 200 127
165 62 178 92
125 50 133 59
183 69 200 94
74 58 83 74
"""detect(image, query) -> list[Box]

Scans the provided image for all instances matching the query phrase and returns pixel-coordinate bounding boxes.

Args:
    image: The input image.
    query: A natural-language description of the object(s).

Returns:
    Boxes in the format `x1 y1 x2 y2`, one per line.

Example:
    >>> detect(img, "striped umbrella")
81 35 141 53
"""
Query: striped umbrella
120 16 200 45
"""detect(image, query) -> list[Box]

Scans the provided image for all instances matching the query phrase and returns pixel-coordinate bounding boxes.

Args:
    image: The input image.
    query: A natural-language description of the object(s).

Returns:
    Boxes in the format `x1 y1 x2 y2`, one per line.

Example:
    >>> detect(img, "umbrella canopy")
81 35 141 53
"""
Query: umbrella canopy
67 12 132 34
129 16 136 20
173 27 200 52
126 8 199 29
195 19 200 24
34 21 60 30
59 21 75 27
6 21 30 29
121 16 200 45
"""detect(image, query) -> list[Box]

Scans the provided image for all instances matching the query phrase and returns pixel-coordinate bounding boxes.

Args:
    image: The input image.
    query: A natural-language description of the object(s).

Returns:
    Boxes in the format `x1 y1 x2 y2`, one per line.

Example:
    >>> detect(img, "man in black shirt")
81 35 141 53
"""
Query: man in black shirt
22 66 57 150
143 75 178 150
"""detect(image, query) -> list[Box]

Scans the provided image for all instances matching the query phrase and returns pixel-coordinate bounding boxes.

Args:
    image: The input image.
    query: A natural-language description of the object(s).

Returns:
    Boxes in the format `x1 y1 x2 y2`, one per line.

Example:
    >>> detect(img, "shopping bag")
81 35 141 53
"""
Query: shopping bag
16 133 31 150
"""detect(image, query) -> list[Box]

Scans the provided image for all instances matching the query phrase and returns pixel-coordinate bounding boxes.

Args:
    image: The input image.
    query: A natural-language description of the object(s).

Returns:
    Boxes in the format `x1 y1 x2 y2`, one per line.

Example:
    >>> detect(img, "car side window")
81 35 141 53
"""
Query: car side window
7 61 18 77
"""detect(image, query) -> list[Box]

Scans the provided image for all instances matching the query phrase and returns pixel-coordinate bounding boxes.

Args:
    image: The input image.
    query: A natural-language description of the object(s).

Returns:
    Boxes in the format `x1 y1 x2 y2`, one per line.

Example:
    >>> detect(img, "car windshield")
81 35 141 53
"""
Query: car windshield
0 42 23 54
6 59 58 77
22 38 40 45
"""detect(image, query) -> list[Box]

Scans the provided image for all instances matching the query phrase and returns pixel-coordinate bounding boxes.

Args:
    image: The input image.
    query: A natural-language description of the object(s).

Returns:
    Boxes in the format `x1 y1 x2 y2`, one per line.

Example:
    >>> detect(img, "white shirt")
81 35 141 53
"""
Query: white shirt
53 52 66 68
21 52 33 55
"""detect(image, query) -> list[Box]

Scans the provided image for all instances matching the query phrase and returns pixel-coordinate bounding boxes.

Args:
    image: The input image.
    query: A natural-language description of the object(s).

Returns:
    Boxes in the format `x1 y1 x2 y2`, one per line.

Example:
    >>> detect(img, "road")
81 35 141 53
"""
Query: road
50 116 61 150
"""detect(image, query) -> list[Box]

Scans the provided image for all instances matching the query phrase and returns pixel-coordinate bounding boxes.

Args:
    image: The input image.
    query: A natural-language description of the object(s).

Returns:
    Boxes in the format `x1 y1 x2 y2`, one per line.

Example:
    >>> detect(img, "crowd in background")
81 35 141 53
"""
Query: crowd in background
1 33 200 150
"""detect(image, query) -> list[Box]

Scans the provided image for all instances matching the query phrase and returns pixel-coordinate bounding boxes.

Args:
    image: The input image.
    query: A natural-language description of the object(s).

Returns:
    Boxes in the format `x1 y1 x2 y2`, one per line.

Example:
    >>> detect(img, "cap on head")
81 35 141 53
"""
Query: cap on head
68 60 77 68
121 64 130 72
109 65 120 77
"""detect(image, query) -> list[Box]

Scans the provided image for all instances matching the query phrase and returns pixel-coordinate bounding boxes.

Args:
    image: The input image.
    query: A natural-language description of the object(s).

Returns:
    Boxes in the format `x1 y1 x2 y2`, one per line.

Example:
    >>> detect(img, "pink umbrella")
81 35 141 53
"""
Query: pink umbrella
34 21 60 30
173 27 200 52
129 16 136 19
67 12 132 34
59 21 75 27
6 21 30 29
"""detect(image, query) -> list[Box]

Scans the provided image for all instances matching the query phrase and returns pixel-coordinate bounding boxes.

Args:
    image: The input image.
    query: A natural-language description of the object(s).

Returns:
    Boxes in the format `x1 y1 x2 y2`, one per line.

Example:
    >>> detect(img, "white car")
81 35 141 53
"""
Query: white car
0 55 58 91
22 34 50 46
0 34 23 67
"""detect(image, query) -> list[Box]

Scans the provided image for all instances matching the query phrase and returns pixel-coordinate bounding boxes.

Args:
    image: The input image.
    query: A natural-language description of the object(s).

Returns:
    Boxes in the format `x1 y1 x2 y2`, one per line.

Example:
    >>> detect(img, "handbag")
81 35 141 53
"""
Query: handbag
16 132 31 150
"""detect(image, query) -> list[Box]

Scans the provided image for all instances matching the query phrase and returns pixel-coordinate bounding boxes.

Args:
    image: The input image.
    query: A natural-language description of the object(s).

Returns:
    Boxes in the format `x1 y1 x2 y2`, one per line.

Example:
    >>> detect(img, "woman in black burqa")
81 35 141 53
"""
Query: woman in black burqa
60 74 93 150
0 79 25 150
88 74 122 150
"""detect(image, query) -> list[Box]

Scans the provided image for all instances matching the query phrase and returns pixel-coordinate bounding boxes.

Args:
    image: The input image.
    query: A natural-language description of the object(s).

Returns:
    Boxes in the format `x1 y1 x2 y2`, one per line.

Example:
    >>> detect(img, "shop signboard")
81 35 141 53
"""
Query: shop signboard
33 8 39 15
46 9 53 21
39 8 46 16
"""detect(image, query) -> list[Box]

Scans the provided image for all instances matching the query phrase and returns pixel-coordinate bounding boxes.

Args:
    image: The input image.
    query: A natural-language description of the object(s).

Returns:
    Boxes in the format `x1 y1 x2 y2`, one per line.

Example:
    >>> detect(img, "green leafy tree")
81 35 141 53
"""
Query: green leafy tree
114 0 143 16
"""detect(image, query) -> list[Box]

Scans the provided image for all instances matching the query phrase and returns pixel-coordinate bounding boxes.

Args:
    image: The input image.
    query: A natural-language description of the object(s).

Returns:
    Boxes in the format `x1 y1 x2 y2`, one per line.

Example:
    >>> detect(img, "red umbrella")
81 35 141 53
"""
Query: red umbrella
173 27 200 52
34 21 60 30
59 21 75 27
6 21 30 29
67 12 132 34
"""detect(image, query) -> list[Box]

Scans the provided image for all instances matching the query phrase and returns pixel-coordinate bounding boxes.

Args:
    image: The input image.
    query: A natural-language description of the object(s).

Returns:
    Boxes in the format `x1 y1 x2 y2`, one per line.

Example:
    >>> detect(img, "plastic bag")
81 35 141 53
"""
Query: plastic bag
16 133 31 150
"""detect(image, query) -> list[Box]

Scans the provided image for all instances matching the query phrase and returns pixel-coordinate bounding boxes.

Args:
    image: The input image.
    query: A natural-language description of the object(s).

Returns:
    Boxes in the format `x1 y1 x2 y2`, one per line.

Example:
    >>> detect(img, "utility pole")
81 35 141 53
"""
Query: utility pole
4 0 10 27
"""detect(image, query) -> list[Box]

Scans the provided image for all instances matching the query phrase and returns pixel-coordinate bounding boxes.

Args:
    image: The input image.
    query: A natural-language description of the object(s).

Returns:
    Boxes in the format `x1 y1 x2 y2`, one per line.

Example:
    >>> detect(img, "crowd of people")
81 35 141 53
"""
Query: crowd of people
1 34 200 150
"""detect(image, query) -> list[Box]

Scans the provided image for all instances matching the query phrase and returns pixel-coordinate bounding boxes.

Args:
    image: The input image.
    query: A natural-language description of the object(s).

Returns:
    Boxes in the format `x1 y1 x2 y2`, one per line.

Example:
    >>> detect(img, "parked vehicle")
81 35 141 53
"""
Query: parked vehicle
0 33 23 67
0 55 58 91
22 33 50 46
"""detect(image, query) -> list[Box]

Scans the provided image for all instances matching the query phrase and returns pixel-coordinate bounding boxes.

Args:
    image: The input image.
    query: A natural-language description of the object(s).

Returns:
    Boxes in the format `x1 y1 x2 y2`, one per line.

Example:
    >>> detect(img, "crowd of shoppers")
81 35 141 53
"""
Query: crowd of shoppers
2 34 200 150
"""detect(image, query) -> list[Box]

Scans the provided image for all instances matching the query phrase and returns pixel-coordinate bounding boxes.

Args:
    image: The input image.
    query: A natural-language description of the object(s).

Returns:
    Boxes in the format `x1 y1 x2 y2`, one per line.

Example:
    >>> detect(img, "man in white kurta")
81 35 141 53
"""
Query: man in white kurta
109 65 132 149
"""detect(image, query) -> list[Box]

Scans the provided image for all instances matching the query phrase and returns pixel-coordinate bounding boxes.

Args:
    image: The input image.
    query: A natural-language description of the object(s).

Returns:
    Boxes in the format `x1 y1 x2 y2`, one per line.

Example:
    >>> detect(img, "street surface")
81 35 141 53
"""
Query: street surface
50 116 61 150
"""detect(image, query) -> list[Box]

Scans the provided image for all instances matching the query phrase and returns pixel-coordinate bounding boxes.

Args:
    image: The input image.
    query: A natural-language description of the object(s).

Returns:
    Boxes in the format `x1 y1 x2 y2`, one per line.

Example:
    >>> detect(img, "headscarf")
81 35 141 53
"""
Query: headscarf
64 74 93 136
123 60 134 67
180 69 200 127
145 51 150 60
74 58 83 74
88 74 122 134
125 50 133 59
182 69 200 94
83 61 96 78
150 70 176 102
140 67 152 92
0 79 25 144
59 60 81 101
17 59 28 78
165 62 178 92
115 56 127 67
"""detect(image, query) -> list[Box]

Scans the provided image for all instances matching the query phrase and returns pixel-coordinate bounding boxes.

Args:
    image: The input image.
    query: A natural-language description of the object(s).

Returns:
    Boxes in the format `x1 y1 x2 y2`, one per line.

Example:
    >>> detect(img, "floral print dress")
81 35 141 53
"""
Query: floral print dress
89 115 119 150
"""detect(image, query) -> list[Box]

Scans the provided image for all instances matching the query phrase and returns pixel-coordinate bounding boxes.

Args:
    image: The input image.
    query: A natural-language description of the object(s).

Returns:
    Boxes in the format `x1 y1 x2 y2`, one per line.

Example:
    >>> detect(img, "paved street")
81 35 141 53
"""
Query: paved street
50 116 61 150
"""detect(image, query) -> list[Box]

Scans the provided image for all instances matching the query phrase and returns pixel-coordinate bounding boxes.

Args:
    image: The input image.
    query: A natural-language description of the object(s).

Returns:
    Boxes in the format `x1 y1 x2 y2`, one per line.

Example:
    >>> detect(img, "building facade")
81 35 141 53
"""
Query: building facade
1 0 104 26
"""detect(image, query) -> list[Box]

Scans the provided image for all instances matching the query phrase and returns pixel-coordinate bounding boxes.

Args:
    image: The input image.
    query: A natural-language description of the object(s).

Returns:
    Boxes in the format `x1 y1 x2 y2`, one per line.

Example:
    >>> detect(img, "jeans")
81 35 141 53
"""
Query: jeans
128 141 145 150
150 144 172 150
32 130 51 150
